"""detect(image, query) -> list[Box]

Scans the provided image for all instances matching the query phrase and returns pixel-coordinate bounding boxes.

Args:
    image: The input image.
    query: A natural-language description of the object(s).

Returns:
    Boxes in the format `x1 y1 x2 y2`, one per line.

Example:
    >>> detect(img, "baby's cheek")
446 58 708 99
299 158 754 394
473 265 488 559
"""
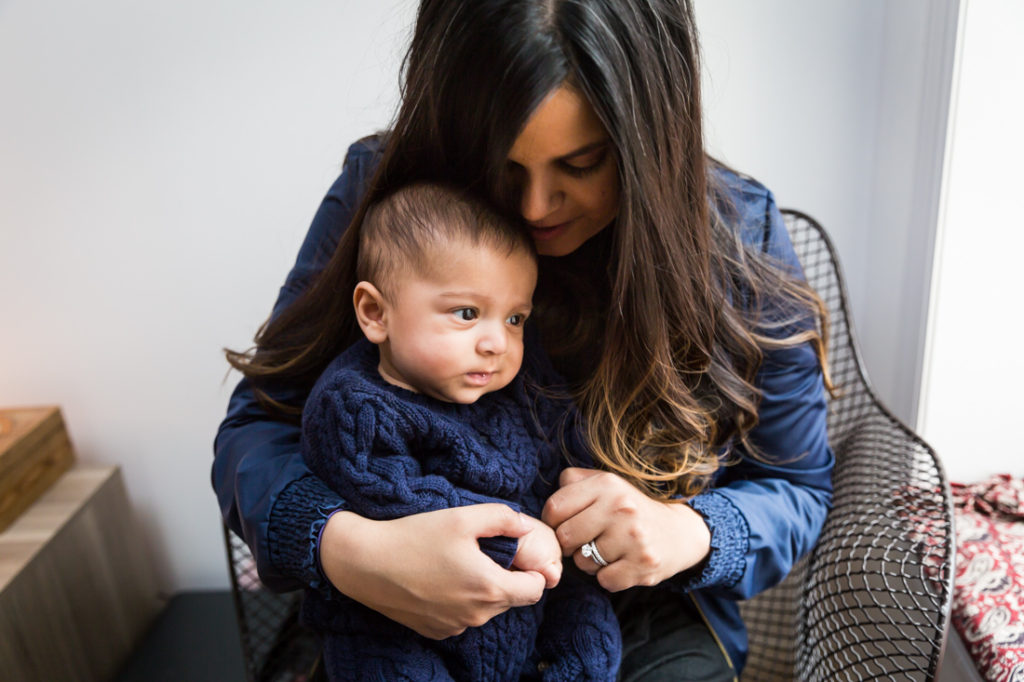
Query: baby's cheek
411 344 458 376
508 343 525 371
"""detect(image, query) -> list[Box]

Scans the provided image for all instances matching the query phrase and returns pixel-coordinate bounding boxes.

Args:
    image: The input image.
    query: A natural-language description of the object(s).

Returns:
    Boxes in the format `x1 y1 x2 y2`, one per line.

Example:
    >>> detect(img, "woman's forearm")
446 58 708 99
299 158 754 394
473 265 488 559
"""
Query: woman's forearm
318 505 547 639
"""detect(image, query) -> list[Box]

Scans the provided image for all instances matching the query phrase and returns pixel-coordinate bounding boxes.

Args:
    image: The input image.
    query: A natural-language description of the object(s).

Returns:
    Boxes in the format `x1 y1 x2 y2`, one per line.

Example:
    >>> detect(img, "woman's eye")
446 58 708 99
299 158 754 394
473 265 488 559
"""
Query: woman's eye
506 314 525 326
454 308 478 321
562 150 608 178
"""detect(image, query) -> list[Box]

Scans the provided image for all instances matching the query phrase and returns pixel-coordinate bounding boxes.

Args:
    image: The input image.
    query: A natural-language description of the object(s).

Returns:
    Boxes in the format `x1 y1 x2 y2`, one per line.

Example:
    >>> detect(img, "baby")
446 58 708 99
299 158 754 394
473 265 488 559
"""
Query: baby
300 183 621 681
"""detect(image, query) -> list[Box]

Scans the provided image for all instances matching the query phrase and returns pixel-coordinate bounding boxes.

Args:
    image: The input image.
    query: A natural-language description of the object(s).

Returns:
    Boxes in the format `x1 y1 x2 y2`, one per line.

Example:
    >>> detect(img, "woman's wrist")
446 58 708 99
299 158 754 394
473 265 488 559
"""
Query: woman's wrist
676 490 750 590
318 510 375 596
671 500 712 574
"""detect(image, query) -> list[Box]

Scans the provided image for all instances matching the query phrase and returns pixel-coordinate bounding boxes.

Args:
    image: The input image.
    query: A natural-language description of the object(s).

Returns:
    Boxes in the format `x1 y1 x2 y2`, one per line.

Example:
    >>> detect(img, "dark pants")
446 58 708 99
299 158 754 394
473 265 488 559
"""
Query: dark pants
311 588 736 681
611 588 736 682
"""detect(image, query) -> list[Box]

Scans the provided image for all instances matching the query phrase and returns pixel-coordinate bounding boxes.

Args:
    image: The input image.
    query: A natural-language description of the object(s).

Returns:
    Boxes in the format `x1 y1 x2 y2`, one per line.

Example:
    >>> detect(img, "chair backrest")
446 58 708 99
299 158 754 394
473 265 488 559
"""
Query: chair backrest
738 210 955 681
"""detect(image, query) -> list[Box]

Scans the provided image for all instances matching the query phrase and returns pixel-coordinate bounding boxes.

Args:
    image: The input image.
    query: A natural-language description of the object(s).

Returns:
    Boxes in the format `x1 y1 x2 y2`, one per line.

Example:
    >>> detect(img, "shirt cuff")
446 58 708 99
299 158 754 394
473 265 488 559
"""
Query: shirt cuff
267 474 346 590
673 490 749 591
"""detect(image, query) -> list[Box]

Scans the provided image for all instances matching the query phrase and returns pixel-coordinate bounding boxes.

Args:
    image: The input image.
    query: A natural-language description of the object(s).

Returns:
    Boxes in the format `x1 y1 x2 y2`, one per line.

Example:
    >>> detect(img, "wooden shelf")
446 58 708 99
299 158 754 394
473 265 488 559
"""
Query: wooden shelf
0 464 162 681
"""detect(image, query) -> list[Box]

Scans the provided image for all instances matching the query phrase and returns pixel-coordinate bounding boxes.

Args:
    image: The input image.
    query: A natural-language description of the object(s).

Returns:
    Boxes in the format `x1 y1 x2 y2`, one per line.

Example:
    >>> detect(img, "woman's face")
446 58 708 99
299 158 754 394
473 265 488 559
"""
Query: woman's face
506 84 620 257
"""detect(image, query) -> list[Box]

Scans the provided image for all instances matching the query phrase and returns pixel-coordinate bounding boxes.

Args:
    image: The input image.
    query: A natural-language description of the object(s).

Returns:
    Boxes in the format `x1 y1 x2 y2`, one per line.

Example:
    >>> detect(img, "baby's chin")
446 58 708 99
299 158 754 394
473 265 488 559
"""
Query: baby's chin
426 378 515 405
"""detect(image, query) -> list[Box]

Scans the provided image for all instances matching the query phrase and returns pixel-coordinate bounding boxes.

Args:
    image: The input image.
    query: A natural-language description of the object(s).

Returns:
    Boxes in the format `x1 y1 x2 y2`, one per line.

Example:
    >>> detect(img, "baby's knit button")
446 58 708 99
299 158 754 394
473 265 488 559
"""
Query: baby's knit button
537 660 550 672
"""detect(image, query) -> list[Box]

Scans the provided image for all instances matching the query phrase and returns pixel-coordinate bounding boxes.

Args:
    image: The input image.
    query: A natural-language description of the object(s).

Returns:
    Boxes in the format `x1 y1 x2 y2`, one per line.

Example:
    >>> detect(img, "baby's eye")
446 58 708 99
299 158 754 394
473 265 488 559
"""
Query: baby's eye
506 313 526 327
453 308 478 321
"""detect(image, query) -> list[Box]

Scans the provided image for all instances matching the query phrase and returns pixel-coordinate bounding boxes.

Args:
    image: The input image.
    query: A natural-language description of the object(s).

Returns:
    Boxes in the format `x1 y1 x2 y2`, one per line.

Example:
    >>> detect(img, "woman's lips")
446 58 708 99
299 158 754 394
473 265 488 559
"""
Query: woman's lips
530 218 573 242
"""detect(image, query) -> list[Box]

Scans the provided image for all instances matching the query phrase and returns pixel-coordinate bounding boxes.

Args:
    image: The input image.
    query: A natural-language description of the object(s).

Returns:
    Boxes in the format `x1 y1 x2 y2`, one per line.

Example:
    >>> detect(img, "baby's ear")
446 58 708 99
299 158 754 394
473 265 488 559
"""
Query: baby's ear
353 281 389 344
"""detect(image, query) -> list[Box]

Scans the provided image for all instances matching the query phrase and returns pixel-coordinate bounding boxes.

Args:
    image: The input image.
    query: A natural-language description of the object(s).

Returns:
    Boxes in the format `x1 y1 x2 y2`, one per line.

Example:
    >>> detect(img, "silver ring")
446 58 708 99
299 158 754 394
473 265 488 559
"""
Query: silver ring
581 540 608 567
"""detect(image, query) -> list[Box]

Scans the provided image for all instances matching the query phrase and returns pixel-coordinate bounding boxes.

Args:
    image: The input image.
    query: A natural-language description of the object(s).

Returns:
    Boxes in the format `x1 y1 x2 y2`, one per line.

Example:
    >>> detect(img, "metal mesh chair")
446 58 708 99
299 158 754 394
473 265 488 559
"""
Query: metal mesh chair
738 209 956 681
220 209 956 681
223 524 320 682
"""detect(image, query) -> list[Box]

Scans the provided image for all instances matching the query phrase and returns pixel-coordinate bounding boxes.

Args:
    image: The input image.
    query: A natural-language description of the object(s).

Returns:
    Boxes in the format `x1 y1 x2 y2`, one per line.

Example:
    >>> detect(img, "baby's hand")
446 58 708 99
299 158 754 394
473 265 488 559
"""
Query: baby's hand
512 515 562 588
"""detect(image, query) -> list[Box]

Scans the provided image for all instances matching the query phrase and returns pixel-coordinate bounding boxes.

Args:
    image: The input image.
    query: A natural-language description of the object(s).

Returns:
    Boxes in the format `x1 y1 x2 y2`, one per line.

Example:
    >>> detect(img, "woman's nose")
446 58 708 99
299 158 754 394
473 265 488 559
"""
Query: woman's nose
519 172 562 223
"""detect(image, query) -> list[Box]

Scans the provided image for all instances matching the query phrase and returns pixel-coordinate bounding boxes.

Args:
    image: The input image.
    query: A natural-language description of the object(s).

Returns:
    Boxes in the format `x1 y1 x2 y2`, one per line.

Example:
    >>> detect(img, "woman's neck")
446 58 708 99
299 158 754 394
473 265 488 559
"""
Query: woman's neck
534 224 615 388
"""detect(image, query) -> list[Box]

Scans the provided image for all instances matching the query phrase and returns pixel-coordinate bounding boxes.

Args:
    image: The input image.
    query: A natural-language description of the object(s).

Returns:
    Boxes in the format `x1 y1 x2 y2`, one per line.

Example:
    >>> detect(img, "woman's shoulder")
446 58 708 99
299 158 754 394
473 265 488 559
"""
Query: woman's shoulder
710 160 771 202
708 160 807 287
320 133 387 205
345 133 386 165
708 160 779 252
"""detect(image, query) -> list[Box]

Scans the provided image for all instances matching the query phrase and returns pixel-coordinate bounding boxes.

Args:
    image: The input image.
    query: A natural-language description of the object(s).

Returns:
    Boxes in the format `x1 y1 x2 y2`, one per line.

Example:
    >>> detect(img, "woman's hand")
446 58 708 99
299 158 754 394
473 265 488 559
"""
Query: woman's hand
541 467 712 592
320 504 547 640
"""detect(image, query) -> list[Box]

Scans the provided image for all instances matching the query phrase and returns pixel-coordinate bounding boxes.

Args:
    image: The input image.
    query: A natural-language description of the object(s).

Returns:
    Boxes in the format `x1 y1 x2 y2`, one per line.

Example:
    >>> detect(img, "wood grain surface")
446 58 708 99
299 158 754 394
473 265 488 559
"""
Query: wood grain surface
0 465 162 681
0 406 75 533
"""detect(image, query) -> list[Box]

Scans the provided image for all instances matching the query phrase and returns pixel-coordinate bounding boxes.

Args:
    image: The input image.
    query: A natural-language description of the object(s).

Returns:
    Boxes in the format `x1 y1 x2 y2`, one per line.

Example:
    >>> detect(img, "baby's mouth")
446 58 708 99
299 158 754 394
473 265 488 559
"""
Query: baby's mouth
465 372 493 386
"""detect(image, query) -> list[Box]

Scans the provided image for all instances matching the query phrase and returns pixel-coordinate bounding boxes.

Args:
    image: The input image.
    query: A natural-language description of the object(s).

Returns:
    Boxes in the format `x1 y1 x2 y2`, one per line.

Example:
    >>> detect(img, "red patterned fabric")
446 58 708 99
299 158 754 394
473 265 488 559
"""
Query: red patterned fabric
952 474 1024 681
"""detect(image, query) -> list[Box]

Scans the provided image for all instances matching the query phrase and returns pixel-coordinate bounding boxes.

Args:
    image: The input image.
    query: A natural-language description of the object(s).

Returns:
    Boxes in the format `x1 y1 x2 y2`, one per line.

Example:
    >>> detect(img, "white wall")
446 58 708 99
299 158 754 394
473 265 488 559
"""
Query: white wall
696 0 959 426
919 0 1024 481
0 1 954 591
0 0 417 592
697 1 883 318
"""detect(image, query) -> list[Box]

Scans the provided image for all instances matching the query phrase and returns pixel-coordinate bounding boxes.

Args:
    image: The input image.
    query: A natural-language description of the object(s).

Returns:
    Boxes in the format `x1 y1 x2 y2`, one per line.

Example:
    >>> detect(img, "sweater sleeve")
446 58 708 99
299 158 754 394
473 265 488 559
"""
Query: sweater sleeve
211 138 380 591
302 375 521 568
672 190 834 599
532 570 622 681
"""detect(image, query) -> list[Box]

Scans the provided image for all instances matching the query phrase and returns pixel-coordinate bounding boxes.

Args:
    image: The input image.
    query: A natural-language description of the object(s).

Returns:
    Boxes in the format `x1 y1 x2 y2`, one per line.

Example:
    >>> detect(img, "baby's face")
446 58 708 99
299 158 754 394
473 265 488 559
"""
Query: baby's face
377 240 537 404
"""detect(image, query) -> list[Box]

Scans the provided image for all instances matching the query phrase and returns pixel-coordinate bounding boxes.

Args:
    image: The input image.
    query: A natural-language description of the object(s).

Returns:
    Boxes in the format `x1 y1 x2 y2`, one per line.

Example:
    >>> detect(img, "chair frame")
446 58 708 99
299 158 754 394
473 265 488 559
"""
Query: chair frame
221 209 957 682
223 523 319 682
737 209 956 681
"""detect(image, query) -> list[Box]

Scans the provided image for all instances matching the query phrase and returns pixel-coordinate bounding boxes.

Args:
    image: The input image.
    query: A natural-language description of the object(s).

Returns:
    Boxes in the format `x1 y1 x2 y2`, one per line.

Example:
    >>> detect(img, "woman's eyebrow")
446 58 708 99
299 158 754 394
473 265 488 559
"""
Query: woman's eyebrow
558 139 609 162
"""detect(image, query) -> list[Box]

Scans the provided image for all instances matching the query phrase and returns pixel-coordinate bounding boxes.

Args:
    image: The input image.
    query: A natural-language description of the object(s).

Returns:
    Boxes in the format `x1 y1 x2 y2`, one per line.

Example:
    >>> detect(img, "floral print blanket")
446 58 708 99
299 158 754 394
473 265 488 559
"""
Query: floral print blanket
952 474 1024 681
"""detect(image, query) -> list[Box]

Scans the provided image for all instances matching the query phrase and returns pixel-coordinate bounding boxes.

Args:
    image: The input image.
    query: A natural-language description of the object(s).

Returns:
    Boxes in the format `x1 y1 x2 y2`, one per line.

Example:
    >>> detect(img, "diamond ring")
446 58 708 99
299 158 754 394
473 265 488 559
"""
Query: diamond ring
581 540 609 567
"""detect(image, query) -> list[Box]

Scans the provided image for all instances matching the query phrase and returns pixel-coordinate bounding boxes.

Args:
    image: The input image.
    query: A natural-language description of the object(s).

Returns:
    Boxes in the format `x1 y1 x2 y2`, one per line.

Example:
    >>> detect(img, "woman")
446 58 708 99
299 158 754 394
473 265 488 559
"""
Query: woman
214 0 834 679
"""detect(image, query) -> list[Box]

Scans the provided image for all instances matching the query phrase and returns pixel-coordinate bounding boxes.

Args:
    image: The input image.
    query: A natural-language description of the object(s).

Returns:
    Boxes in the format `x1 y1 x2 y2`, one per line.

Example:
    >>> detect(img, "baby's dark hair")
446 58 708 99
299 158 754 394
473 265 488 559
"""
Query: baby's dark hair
357 182 535 298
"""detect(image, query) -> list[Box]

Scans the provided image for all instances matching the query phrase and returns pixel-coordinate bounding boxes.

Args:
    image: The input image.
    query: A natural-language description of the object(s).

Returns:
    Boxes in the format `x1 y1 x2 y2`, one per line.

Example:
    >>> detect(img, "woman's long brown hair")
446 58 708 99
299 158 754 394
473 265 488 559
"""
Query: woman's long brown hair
227 0 831 500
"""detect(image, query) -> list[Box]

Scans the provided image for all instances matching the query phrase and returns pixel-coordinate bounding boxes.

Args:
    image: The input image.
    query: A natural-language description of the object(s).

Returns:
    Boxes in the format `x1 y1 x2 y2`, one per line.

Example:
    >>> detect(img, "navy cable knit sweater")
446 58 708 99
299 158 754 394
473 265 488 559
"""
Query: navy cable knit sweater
300 339 622 681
